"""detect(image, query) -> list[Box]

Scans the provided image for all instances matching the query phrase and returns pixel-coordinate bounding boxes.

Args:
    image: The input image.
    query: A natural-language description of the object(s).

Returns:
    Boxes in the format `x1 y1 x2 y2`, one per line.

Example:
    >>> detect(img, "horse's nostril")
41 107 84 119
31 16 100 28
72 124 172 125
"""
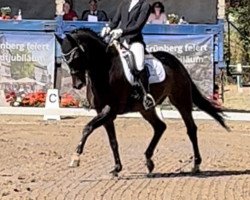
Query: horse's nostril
73 83 84 90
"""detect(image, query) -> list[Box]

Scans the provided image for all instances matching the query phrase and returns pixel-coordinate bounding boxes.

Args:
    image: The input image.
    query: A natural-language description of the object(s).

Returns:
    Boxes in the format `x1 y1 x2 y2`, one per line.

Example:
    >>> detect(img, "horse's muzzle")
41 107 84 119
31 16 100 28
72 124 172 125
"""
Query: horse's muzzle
72 76 86 90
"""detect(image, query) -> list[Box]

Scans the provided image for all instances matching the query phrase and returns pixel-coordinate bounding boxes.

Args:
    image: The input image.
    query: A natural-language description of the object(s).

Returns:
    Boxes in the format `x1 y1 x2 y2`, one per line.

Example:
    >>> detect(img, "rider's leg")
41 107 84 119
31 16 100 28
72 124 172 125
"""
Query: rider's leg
129 42 144 71
130 43 155 110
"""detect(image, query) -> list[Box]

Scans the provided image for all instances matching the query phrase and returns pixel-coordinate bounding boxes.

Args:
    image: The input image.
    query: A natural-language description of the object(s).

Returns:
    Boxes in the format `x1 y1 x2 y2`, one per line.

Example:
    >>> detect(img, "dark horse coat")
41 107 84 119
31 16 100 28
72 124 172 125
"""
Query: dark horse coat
56 28 229 176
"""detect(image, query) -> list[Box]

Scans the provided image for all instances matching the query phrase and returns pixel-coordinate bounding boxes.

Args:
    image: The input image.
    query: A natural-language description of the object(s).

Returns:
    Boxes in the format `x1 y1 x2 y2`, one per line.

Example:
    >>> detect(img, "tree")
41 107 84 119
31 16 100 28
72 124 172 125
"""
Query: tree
10 48 35 79
226 0 250 64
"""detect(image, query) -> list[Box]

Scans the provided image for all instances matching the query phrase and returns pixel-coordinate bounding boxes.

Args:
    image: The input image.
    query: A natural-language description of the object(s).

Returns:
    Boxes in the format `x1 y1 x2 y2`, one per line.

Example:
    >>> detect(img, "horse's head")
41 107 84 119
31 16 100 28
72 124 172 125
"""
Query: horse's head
56 32 87 90
56 28 118 90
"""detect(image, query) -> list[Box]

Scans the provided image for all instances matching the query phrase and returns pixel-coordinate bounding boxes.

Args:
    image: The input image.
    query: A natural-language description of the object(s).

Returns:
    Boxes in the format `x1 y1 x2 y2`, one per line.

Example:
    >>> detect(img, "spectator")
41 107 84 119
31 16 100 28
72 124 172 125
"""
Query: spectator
147 1 167 24
0 7 12 20
63 1 78 21
81 0 108 22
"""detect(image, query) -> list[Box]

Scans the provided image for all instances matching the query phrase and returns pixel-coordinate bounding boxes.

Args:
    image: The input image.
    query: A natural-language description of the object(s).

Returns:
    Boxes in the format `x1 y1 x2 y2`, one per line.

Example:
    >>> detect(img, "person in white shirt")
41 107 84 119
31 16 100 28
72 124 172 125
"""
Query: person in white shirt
147 1 167 24
81 0 108 21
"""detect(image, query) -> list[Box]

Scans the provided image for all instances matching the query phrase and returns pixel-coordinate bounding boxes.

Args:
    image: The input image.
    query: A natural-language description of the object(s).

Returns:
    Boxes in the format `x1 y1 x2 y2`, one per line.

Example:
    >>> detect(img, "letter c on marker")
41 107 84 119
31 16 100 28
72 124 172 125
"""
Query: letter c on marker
49 94 57 103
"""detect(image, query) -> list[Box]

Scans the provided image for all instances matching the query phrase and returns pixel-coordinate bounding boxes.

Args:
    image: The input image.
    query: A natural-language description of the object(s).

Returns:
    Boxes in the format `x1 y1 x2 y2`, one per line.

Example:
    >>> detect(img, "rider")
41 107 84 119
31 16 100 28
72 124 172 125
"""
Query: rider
100 0 155 110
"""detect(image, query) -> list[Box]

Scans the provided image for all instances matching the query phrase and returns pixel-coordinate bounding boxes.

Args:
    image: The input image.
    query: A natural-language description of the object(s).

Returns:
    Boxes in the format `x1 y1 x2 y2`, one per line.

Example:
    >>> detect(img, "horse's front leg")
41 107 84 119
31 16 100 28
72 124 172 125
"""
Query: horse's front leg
69 105 115 167
104 121 122 177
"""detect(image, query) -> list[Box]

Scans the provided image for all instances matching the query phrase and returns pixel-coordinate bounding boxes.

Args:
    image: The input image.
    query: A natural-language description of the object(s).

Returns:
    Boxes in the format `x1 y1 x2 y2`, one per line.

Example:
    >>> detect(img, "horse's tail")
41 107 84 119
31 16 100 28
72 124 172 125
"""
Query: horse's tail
153 51 229 131
191 81 230 131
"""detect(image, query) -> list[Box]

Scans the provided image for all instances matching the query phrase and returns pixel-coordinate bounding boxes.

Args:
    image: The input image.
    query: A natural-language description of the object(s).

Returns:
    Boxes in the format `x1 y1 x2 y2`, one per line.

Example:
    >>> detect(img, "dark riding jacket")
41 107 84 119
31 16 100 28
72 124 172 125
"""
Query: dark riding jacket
109 0 151 45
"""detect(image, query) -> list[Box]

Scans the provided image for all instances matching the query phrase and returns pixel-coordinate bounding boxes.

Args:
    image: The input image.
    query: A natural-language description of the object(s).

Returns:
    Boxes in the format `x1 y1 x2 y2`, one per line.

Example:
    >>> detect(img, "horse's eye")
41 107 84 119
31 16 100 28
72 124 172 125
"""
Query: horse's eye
73 51 79 59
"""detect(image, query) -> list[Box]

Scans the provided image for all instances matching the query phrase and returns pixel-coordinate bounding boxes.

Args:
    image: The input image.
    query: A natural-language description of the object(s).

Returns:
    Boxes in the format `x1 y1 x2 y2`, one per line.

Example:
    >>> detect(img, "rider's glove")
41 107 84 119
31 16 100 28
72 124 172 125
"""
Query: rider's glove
110 29 123 40
100 26 111 37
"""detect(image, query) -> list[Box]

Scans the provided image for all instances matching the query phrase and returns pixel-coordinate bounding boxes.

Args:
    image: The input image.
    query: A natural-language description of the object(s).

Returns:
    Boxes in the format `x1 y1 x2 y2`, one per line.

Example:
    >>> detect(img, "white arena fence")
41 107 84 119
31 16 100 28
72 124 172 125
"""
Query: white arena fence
0 106 250 121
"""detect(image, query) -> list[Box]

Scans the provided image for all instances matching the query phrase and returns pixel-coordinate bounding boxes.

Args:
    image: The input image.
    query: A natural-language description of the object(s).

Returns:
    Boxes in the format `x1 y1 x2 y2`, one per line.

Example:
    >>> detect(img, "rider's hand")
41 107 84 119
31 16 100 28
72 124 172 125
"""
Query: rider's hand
110 29 123 40
100 26 111 37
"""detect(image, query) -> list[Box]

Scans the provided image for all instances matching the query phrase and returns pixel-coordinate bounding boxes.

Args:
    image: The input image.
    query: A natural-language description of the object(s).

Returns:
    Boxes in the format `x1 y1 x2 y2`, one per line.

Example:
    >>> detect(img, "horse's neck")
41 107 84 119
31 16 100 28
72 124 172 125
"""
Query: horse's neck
88 50 123 93
87 53 111 89
82 37 124 87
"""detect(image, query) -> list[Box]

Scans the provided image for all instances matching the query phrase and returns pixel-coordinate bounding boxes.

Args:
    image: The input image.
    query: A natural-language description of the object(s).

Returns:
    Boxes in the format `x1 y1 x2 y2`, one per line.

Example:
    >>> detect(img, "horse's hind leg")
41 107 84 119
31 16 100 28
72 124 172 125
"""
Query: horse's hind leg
169 94 201 173
104 121 122 176
140 109 167 174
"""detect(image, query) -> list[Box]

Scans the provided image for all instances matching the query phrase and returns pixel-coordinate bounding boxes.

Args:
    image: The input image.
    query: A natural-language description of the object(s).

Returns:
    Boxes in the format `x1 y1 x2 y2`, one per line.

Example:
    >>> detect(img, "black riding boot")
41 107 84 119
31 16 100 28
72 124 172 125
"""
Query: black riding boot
125 49 155 110
135 70 156 110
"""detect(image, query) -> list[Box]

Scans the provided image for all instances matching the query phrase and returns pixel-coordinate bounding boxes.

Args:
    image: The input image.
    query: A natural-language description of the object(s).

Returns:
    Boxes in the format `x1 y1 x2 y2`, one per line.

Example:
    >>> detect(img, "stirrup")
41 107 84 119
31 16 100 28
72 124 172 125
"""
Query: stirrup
143 94 156 110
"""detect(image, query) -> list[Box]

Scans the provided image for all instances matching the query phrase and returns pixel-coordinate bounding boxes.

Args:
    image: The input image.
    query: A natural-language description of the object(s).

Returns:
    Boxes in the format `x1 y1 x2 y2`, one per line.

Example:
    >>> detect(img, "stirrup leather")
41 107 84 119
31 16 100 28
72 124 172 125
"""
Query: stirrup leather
143 93 156 110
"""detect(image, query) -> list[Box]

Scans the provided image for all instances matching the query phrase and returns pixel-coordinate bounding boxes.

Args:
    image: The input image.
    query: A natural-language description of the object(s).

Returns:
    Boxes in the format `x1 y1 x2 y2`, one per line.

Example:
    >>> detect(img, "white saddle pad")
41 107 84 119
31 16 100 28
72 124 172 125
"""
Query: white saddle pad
119 51 166 86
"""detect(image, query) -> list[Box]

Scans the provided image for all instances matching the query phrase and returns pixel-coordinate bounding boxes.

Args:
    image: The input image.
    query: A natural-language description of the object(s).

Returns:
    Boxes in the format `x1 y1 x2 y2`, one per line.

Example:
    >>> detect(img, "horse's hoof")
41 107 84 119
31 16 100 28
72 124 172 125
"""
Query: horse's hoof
109 170 119 177
192 164 200 174
146 172 154 178
146 159 155 173
109 164 122 177
68 154 80 168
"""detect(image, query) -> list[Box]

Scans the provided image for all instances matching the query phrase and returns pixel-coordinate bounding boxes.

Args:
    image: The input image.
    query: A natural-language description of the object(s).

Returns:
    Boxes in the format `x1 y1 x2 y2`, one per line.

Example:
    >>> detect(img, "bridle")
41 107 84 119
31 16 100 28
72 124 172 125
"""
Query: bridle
61 33 85 64
61 46 79 64
62 31 122 65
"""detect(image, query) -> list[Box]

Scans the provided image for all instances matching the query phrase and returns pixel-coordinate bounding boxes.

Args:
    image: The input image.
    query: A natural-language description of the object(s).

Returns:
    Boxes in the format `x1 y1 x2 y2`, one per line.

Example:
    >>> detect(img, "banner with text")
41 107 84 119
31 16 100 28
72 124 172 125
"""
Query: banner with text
0 33 55 107
144 34 214 96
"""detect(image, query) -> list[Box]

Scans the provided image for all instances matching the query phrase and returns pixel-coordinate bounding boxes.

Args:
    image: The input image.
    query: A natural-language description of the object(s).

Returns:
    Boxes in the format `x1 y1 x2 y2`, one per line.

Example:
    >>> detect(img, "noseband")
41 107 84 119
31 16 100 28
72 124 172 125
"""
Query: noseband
61 47 79 64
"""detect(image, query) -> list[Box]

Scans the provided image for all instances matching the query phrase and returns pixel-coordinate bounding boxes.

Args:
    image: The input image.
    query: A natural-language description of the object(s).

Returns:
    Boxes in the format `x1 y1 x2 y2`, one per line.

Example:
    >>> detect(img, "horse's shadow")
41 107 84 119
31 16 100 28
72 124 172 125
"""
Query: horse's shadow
123 169 250 180
80 169 250 182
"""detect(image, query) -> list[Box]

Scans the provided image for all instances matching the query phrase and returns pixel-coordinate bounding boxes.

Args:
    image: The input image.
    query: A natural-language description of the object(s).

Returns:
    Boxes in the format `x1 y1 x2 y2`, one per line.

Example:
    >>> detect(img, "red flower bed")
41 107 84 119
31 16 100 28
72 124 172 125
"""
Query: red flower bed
5 91 46 107
5 91 79 107
60 93 79 107
21 91 46 107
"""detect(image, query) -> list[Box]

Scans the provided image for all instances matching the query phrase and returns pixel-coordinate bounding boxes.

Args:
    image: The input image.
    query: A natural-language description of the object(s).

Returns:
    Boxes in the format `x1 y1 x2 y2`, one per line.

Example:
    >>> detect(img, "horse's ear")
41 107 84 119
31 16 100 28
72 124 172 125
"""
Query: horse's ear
55 34 63 45
66 33 85 52
65 33 77 44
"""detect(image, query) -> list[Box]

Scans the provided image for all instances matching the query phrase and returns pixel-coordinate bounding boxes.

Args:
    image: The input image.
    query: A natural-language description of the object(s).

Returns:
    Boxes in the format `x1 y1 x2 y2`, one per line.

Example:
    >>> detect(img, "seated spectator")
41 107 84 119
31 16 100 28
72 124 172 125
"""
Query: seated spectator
63 1 78 21
0 7 12 20
81 0 108 22
147 1 167 24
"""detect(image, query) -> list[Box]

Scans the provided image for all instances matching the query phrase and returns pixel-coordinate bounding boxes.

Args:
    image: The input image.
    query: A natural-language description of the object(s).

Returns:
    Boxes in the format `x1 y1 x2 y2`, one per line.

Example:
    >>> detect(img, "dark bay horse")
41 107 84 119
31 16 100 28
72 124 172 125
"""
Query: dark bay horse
56 28 229 176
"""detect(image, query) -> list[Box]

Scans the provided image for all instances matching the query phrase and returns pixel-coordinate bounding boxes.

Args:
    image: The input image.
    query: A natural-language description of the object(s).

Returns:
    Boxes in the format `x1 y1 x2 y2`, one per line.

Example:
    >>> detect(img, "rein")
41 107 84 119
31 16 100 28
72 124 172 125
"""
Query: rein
104 34 130 53
62 31 127 65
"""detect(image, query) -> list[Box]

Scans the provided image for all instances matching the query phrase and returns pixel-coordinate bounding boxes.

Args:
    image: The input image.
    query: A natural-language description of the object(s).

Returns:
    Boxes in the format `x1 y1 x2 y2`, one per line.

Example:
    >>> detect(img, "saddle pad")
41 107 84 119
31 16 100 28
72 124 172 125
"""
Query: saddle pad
119 51 166 86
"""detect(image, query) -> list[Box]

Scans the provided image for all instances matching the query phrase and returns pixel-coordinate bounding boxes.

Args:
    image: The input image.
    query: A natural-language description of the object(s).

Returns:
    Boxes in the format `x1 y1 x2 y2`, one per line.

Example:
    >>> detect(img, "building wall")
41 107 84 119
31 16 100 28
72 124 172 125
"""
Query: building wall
0 63 11 78
0 0 221 23
0 0 56 19
218 0 225 19
72 0 218 24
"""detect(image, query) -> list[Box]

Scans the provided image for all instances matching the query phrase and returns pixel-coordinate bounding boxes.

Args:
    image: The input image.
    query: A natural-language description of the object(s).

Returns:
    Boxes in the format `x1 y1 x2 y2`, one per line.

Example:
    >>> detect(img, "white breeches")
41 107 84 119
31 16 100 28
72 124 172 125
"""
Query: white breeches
129 42 144 71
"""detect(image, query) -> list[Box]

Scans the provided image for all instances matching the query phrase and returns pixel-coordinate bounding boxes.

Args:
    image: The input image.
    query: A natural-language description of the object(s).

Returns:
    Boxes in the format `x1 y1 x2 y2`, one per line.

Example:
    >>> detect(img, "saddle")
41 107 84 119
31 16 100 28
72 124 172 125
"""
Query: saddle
118 47 166 86
112 41 165 109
